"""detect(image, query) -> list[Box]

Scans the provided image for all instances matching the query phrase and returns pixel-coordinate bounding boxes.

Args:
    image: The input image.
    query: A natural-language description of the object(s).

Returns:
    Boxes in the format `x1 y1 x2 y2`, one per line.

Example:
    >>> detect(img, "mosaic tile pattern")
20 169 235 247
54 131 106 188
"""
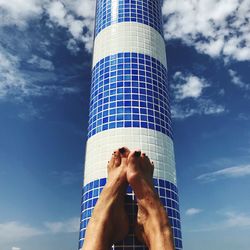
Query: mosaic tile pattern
79 178 182 250
93 22 167 67
95 0 163 36
80 0 182 248
83 128 177 185
88 52 172 139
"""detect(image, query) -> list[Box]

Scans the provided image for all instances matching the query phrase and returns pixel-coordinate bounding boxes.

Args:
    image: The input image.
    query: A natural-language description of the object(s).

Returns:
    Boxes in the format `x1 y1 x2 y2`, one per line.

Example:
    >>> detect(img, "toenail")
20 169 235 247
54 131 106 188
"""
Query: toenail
134 151 141 157
119 147 126 154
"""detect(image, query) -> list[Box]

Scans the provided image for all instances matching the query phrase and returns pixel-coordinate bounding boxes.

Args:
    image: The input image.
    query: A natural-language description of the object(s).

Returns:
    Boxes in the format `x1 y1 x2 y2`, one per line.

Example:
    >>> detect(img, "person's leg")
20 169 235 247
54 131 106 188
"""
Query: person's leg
127 151 175 250
82 148 129 250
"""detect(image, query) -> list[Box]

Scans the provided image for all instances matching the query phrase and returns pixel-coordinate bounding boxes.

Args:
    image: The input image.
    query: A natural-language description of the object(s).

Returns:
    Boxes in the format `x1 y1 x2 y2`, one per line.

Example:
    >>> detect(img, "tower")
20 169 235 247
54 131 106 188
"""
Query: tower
79 0 182 249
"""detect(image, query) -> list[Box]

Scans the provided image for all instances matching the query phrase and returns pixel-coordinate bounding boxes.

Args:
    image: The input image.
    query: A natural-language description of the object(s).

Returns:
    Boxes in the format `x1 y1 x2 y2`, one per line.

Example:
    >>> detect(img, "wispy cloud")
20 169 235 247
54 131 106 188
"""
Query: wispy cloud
0 46 27 99
229 69 250 90
2 0 249 61
44 217 79 233
237 113 250 121
223 212 250 228
171 71 226 119
0 0 89 105
197 164 250 182
189 211 250 232
0 0 95 52
50 170 82 185
0 45 79 102
186 208 203 216
28 55 55 71
0 221 43 242
17 102 43 120
0 0 43 27
45 0 95 52
163 0 250 62
171 98 226 120
12 247 21 250
0 217 80 243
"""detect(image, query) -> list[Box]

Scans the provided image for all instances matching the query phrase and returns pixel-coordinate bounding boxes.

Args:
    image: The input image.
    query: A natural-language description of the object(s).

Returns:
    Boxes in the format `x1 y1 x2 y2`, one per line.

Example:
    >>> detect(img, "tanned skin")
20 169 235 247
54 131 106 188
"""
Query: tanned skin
82 147 174 250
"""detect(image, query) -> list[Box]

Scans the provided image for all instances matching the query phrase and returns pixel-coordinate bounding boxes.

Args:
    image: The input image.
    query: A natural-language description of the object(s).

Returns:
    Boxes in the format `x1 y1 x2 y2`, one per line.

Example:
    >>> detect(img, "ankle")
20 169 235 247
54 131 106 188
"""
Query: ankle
145 223 174 250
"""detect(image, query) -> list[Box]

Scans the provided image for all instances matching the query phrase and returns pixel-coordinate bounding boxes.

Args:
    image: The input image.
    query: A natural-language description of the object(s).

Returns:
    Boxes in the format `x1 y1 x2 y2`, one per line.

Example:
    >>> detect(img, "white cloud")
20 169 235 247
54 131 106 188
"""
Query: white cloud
0 221 42 242
171 95 226 120
0 47 27 99
46 0 95 52
223 212 250 228
0 0 43 27
67 38 81 54
189 211 250 232
237 113 250 121
28 55 55 71
1 0 249 59
44 217 79 233
0 217 80 243
0 46 78 101
171 102 226 119
173 72 209 99
197 164 250 182
186 208 203 216
163 0 250 61
47 1 67 27
17 102 43 120
171 72 226 119
0 0 95 52
12 247 21 250
229 69 249 90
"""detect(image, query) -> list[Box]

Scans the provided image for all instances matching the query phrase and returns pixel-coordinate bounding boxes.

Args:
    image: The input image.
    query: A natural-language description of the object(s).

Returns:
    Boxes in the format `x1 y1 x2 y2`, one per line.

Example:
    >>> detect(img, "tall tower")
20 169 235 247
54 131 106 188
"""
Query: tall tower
79 0 182 249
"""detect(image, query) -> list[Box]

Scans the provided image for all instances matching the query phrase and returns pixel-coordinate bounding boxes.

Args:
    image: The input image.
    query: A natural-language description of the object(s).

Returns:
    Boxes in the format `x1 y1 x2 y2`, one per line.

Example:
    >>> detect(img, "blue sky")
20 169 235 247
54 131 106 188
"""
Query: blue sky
0 1 250 250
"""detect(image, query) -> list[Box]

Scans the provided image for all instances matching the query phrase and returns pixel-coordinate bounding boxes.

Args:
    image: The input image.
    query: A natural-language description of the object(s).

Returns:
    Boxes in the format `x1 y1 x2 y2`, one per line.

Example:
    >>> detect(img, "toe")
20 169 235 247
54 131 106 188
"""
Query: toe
140 152 154 175
108 153 116 170
119 147 130 165
128 150 141 165
142 153 151 165
114 149 121 167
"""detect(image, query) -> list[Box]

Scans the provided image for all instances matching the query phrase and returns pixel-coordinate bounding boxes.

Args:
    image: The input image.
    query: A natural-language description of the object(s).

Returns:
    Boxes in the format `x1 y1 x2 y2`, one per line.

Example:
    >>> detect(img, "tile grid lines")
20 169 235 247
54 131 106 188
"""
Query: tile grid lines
95 0 163 37
92 22 167 68
80 0 182 249
88 52 172 139
83 128 177 186
79 178 183 250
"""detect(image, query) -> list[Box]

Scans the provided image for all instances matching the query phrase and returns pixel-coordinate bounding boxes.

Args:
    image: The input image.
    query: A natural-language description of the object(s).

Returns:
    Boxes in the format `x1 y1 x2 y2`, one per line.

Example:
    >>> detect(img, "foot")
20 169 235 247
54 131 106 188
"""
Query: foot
126 151 155 245
106 148 130 242
83 148 130 250
127 151 174 250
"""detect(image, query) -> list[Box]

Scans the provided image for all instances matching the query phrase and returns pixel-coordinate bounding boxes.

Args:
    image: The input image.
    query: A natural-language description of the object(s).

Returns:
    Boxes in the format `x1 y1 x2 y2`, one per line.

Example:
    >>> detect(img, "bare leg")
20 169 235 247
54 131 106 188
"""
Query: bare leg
83 148 129 250
127 151 175 250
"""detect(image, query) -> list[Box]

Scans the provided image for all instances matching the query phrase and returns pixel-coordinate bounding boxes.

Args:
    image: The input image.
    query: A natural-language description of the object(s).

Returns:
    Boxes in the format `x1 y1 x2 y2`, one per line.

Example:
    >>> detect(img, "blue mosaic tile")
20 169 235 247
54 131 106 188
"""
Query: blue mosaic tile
88 53 172 139
95 0 163 36
79 178 182 249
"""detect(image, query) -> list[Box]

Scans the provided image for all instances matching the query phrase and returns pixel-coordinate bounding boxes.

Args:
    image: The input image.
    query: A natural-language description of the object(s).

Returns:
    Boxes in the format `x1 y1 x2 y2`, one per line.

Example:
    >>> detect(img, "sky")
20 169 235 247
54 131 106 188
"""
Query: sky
0 0 250 250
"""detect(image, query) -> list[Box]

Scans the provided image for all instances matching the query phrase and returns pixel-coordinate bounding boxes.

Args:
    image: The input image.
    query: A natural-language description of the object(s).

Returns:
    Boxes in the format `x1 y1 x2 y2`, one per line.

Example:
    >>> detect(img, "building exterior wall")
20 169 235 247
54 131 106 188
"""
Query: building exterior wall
79 0 183 249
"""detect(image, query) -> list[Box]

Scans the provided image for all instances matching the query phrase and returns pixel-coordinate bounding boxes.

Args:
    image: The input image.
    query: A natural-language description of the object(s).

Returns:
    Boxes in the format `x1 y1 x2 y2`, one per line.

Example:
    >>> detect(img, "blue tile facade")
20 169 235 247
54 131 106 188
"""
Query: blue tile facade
88 52 172 139
95 0 163 37
79 178 182 250
80 0 182 249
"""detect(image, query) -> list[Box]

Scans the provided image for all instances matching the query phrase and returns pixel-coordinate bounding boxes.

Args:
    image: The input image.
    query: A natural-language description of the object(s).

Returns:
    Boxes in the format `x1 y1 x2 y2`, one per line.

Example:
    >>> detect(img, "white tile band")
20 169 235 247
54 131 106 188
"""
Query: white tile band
92 22 167 68
83 128 176 185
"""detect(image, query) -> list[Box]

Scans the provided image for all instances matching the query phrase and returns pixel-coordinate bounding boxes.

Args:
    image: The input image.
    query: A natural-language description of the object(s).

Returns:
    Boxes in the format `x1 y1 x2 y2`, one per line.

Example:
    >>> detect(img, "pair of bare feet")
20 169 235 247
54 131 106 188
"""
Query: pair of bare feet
82 147 174 250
